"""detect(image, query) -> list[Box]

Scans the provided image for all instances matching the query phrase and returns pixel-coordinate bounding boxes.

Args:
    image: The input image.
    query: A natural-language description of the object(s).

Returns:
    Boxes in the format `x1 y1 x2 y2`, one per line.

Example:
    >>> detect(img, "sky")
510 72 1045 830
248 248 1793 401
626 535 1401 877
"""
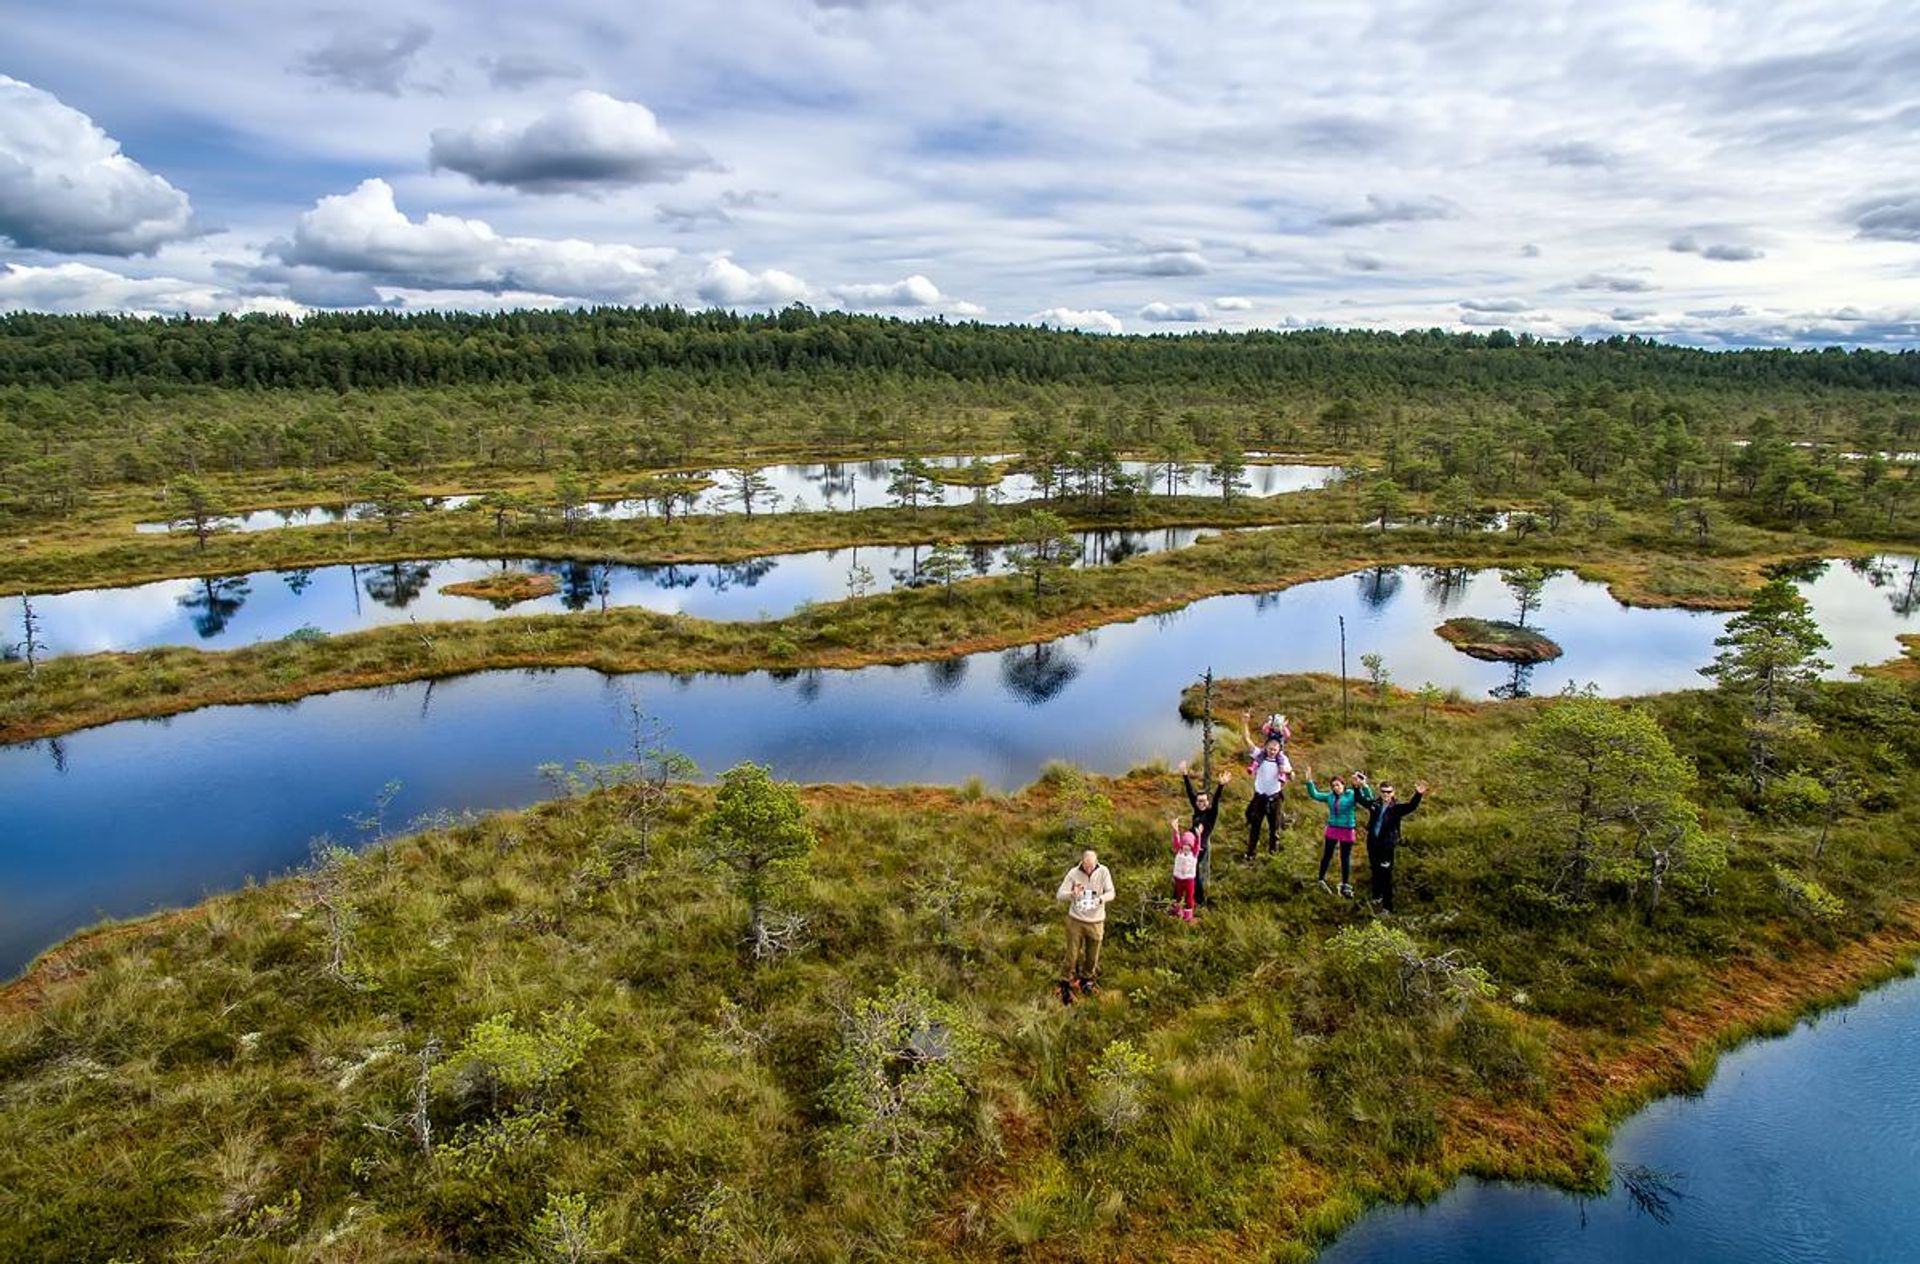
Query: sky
2 1 1919 347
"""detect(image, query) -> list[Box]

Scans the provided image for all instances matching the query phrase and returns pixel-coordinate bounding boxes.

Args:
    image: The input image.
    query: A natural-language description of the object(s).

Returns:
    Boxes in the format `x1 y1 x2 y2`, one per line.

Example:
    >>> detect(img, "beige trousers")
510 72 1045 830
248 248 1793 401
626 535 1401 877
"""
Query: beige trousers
1065 916 1104 980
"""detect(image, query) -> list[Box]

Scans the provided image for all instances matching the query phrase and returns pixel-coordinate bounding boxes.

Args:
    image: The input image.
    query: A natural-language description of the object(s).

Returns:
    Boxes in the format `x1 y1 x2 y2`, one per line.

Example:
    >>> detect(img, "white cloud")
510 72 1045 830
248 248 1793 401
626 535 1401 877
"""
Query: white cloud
1343 251 1386 272
0 76 197 255
430 91 716 194
831 273 983 316
1031 306 1122 334
0 261 299 317
1138 300 1210 322
1460 297 1532 313
1574 272 1657 293
277 178 676 299
1096 250 1209 276
697 255 808 306
1215 295 1253 310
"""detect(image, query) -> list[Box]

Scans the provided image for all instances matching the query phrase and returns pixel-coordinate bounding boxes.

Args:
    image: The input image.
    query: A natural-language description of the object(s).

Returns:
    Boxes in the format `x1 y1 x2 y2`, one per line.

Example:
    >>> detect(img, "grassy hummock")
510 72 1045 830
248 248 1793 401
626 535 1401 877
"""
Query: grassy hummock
1435 616 1565 663
438 569 561 608
2 672 1916 1261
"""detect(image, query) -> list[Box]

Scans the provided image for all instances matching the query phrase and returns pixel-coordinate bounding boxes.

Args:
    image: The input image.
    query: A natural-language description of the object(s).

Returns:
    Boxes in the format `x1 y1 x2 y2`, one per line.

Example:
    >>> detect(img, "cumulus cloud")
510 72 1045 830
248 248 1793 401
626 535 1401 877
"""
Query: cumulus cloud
1320 194 1456 228
1137 300 1210 322
1670 233 1764 261
0 261 298 318
1096 250 1209 277
1031 307 1122 335
1343 251 1385 271
1850 192 1920 242
1215 296 1253 310
1519 243 1543 258
1459 311 1527 327
1459 298 1531 313
0 77 197 255
295 21 432 96
276 178 675 299
1575 272 1657 293
1539 140 1617 168
478 52 586 90
831 273 982 315
430 91 717 194
697 256 808 306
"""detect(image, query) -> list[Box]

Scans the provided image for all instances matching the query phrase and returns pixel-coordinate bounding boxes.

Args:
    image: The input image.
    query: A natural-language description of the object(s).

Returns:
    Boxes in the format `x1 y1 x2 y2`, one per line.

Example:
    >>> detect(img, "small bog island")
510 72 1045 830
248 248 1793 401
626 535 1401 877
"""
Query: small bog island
1435 616 1565 663
439 570 560 607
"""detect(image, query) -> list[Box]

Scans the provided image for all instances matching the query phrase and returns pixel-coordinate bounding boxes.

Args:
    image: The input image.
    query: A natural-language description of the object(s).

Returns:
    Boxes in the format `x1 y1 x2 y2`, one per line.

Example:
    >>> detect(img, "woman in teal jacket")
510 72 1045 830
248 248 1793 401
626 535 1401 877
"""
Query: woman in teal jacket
1303 766 1360 897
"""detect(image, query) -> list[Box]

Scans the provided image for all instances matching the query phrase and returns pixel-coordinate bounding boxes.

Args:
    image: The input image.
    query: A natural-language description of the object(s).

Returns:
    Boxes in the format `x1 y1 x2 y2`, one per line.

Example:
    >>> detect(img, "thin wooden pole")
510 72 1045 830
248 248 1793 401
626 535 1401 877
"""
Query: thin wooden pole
1339 615 1350 727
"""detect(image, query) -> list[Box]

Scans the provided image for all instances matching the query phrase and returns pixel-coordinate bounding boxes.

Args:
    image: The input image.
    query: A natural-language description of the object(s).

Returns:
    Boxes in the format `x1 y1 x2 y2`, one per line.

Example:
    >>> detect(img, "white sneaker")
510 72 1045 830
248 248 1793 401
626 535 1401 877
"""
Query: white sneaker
1339 883 1353 899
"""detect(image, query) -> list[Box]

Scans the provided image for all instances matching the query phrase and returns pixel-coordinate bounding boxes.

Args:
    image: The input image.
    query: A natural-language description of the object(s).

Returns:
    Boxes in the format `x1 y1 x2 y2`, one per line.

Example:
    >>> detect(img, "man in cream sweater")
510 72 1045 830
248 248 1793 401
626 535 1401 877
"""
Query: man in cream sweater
1056 849 1116 1000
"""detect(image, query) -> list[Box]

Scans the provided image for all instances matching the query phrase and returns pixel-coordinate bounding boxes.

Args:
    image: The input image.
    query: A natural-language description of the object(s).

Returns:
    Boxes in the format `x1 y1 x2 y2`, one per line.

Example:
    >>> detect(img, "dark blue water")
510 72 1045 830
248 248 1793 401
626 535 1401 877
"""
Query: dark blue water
21 528 1206 656
131 456 1337 533
1 558 1912 977
1317 972 1920 1262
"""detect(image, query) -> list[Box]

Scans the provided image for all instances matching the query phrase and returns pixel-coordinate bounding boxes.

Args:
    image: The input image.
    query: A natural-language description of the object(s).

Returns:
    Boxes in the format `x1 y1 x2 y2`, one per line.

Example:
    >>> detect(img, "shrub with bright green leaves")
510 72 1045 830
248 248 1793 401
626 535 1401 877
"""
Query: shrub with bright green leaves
1772 865 1847 923
1321 922 1494 1017
432 1008 604 1179
530 1191 622 1263
825 980 986 1186
1088 1039 1156 1136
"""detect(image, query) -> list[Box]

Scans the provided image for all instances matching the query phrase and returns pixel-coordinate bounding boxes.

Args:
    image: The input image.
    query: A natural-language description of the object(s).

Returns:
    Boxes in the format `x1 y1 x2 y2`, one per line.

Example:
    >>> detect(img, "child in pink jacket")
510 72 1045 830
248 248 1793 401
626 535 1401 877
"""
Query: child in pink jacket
1169 818 1202 920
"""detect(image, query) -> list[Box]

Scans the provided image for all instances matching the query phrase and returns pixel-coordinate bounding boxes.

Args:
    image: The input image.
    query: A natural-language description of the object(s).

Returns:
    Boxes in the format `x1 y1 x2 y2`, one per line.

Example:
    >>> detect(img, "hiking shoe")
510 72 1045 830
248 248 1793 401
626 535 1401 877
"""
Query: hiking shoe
1078 978 1100 996
1339 883 1353 899
1056 979 1075 1006
1317 878 1332 895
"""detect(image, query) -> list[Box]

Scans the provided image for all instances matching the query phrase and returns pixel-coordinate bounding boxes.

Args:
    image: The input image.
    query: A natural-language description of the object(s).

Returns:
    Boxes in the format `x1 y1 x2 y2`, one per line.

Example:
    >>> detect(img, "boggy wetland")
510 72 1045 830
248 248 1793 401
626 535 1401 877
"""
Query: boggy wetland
3 314 1920 1263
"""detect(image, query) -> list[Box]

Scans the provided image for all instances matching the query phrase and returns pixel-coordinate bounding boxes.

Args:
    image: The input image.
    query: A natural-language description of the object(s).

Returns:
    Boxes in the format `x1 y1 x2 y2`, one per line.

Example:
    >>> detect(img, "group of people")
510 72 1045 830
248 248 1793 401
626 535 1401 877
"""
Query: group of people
1054 709 1430 1002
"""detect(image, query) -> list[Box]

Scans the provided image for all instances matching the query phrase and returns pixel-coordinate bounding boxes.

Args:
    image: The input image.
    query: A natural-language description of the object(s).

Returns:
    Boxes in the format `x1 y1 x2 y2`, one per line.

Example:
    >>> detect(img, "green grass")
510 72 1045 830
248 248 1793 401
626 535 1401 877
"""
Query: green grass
3 673 1916 1261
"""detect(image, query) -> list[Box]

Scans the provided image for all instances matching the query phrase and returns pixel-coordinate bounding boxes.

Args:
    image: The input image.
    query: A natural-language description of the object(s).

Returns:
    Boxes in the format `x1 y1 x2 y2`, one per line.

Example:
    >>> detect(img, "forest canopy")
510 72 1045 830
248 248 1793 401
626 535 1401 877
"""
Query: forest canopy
4 307 1920 393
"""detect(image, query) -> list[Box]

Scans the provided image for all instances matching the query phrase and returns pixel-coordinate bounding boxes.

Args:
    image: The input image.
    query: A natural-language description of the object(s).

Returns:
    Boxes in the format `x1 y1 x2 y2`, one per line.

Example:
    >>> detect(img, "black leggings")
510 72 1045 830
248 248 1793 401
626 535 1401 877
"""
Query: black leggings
1317 835 1353 885
1245 792 1282 856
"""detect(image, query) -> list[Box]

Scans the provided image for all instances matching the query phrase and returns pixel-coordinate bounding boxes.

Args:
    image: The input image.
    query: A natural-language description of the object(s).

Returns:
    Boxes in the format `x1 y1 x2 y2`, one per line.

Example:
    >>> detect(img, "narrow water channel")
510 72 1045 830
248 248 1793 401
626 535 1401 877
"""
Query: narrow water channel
130 456 1338 533
20 527 1210 656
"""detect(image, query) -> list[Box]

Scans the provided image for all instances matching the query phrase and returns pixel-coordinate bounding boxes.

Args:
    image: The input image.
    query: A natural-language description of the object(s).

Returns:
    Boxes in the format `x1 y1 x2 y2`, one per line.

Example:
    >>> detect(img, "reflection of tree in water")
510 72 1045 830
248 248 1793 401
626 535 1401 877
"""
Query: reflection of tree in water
1000 641 1080 705
640 563 701 592
1892 557 1920 618
528 560 605 611
1099 532 1147 566
710 556 778 591
889 543 925 588
811 462 858 506
282 567 316 596
362 561 434 609
178 575 251 638
1420 565 1473 611
768 666 825 701
1766 558 1829 585
926 655 969 693
1488 661 1536 700
1356 565 1403 610
968 543 996 576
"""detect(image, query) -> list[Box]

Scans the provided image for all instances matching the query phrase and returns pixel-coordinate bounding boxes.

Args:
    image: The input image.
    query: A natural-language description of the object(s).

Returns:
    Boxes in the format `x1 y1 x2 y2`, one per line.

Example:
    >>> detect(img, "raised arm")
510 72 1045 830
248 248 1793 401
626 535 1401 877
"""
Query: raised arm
1238 710 1256 749
1180 770 1201 811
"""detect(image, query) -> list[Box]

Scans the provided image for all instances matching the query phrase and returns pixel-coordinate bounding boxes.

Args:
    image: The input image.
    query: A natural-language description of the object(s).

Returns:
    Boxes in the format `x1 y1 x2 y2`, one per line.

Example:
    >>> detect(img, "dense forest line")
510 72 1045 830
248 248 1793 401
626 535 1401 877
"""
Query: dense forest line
3 309 1915 553
6 309 1920 392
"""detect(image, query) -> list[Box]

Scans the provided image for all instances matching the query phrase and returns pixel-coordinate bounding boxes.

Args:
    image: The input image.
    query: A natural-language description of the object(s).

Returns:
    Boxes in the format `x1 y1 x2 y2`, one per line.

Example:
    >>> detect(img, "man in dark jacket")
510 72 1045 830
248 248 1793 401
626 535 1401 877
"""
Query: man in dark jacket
1178 760 1230 905
1357 779 1428 913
